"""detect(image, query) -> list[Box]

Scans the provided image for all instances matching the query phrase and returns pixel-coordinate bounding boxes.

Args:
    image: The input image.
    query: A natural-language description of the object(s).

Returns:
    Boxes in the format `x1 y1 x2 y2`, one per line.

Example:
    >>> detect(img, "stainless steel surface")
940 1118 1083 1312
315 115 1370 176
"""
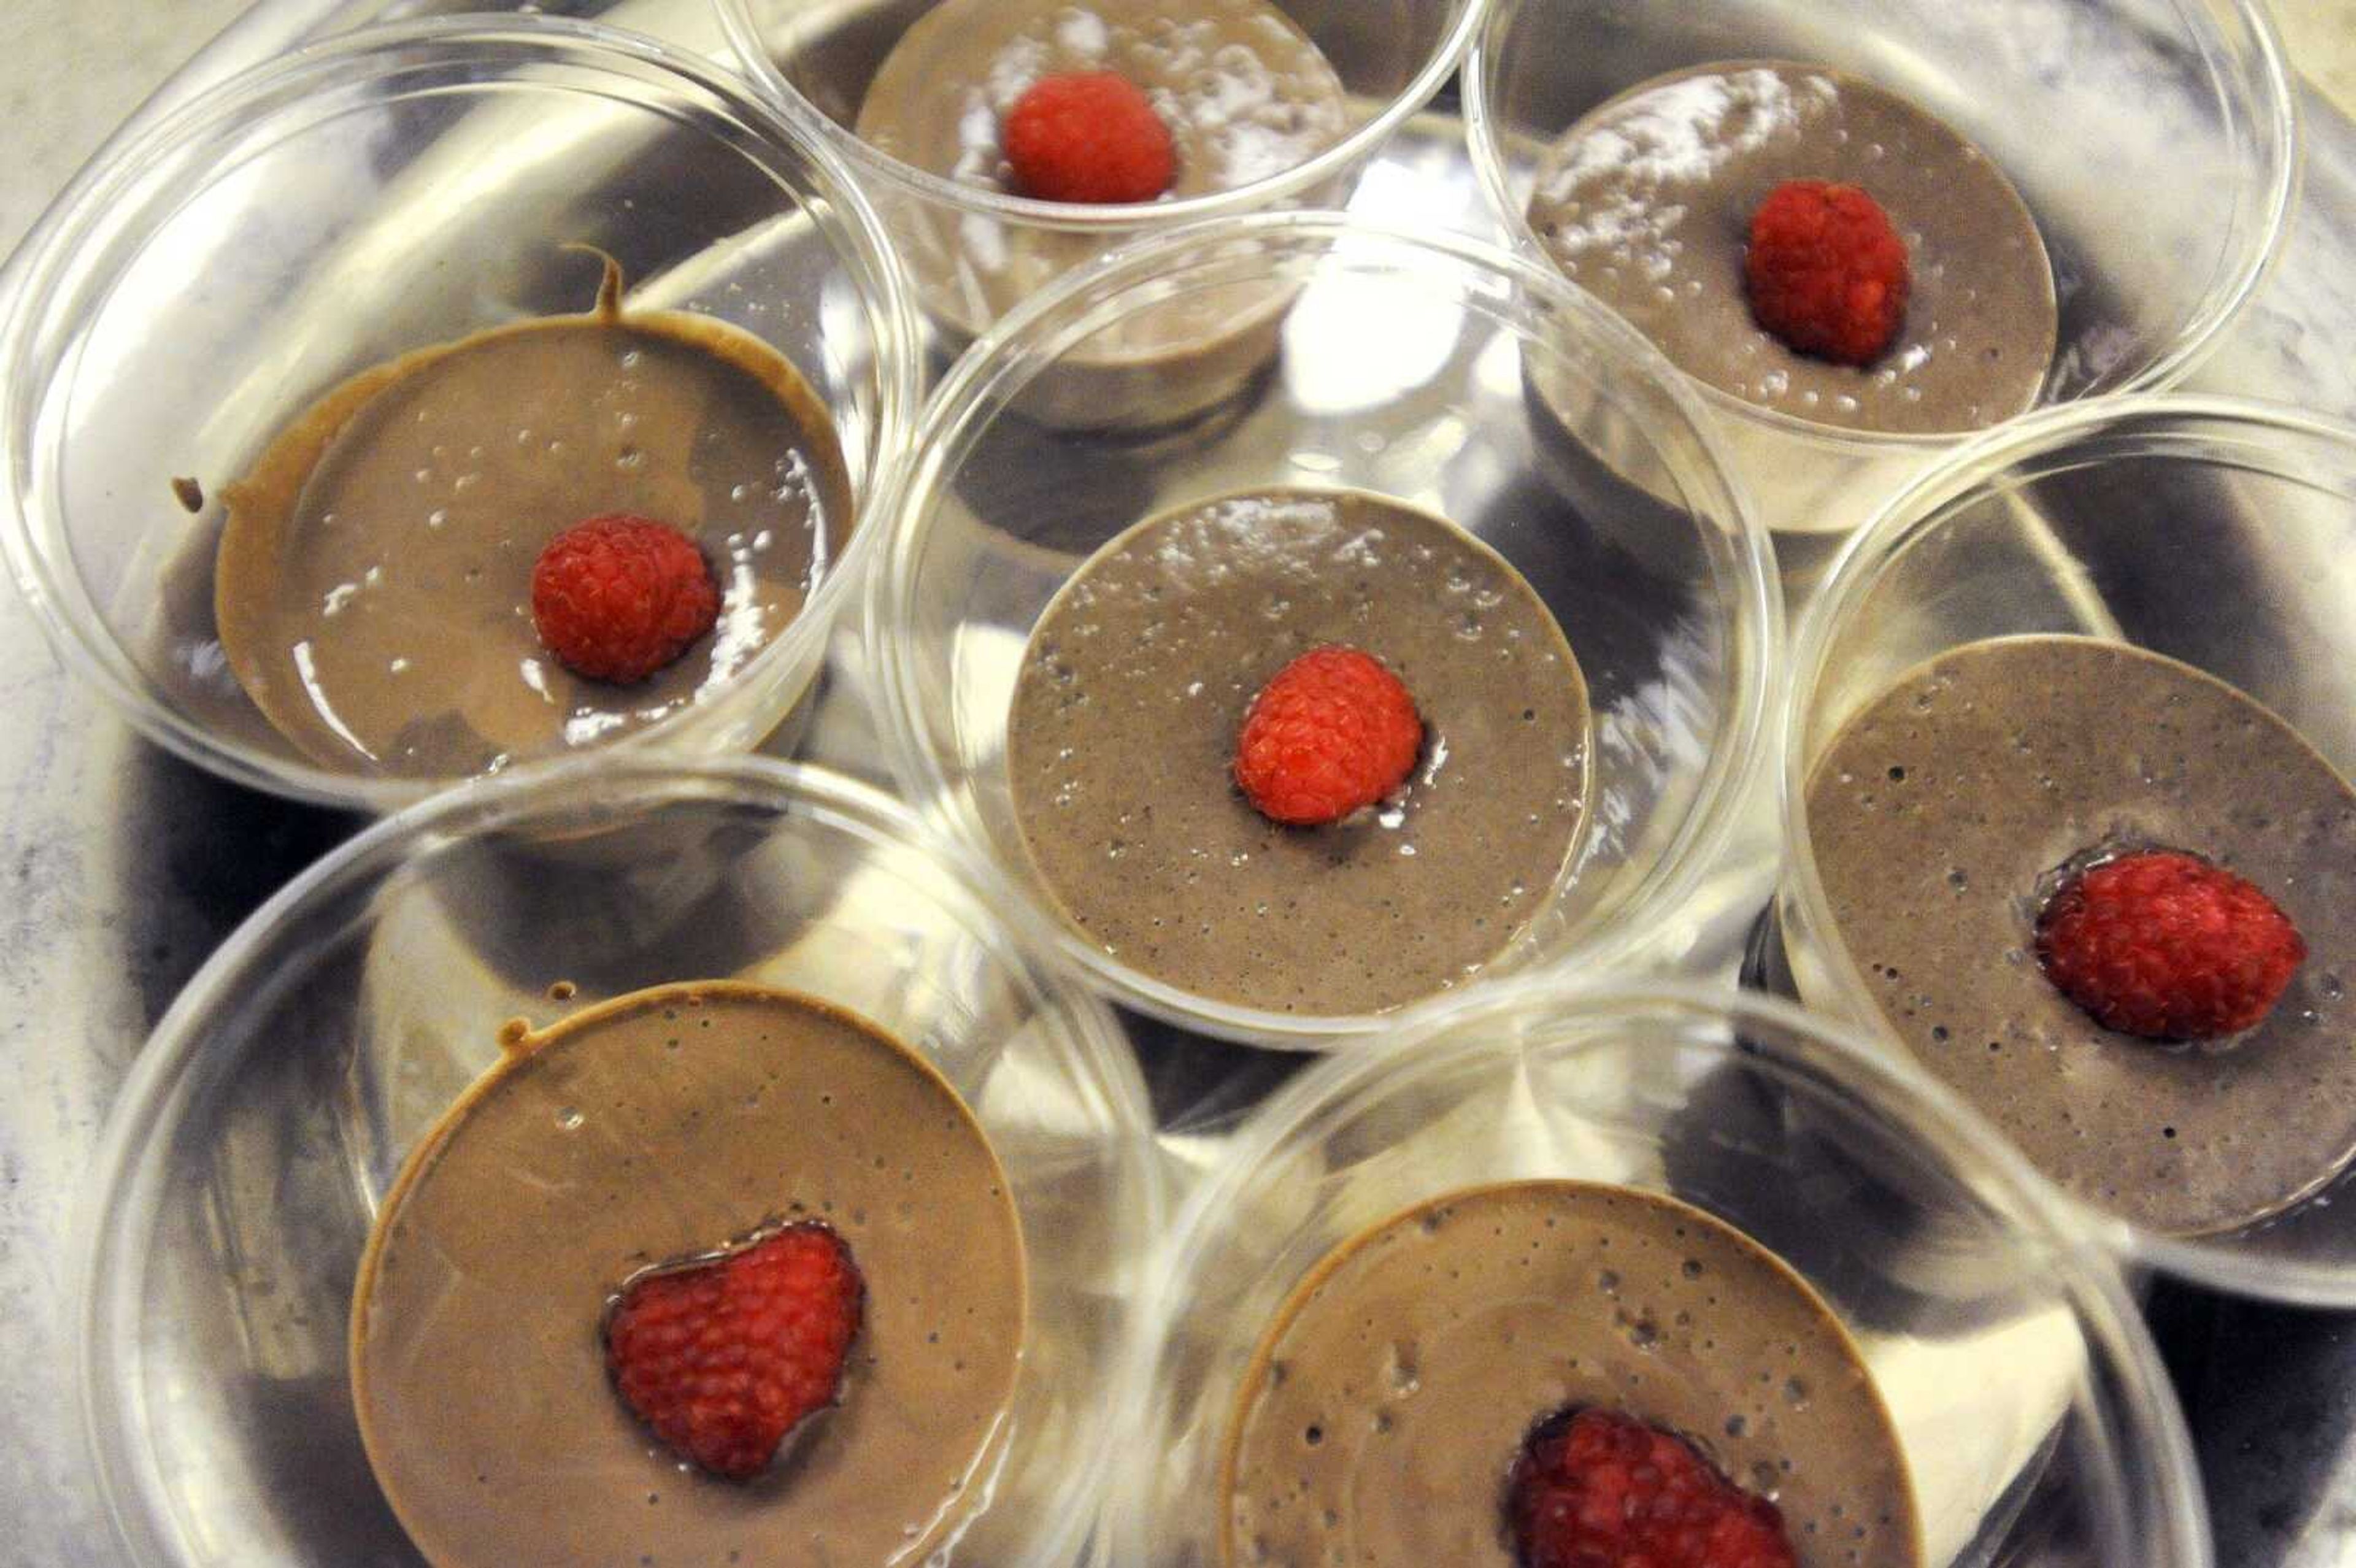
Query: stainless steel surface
6 2 2356 1562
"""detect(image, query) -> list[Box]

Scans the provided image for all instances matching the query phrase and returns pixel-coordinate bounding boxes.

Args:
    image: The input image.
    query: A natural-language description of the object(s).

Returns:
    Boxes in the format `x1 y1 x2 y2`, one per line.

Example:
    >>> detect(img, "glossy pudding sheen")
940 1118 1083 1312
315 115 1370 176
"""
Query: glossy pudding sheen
1805 636 2356 1235
1528 62 2057 436
215 271 849 778
1006 488 1592 1016
350 983 1025 1567
1222 1182 1920 1566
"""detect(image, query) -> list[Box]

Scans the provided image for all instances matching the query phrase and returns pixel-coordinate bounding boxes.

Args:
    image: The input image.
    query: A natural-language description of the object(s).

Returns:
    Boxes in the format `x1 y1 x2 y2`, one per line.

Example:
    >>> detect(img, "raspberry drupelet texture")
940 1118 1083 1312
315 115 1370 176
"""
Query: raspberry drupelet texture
1508 1407 1798 1568
1233 645 1423 827
1744 179 1911 367
603 1221 864 1482
1002 72 1177 205
2036 848 2307 1042
531 513 721 684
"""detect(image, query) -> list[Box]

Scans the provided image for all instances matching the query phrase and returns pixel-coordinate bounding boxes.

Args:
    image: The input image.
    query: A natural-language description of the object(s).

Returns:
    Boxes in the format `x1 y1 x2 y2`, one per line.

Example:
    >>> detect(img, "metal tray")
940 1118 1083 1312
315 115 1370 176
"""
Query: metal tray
5 1 2356 1561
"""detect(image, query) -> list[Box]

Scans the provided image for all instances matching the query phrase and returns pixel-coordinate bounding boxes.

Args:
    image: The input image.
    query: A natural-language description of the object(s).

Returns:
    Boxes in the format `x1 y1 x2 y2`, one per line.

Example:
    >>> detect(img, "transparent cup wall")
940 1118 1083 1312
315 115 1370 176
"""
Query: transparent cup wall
1120 982 2208 1566
0 21 917 809
717 0 1480 426
77 761 1161 1567
1779 397 2356 1306
871 215 1778 1048
1465 0 2295 574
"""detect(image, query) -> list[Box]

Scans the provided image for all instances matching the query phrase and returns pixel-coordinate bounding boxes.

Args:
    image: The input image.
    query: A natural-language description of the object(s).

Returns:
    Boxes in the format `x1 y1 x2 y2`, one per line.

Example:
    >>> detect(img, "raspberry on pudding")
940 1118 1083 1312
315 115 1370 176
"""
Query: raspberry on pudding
350 982 1025 1566
2036 849 2306 1043
1233 645 1425 827
1220 1182 1919 1566
848 0 1352 425
531 515 722 685
1803 636 2356 1235
603 1221 865 1482
1526 63 2056 436
1001 72 1177 204
1509 1409 1796 1568
1745 180 1911 369
1005 488 1591 1017
212 257 849 779
854 0 1345 217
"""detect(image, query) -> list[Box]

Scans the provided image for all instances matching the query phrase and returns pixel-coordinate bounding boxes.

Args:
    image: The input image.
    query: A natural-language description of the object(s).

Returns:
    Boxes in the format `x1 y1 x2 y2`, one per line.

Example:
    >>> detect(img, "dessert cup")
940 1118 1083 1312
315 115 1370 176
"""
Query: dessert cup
1464 0 2297 589
1115 978 2208 1566
0 19 920 811
715 0 1481 428
75 756 1161 1567
870 213 1779 1049
1779 395 2356 1306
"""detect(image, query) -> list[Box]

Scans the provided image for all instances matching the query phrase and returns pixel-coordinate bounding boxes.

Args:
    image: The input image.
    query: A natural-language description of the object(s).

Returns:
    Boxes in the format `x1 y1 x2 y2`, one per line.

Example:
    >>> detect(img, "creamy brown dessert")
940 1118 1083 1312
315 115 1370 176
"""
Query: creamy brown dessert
215 259 850 778
350 982 1025 1567
1222 1181 1920 1566
852 0 1349 424
857 0 1345 206
1006 488 1592 1016
1528 62 2056 436
1804 636 2356 1234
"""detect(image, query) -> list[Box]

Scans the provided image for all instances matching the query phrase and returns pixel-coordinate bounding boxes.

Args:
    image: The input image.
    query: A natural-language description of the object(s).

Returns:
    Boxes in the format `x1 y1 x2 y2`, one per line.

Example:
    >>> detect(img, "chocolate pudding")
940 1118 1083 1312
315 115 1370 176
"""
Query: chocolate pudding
350 982 1025 1567
857 0 1346 210
852 0 1348 421
1222 1181 1920 1566
1804 636 2356 1235
216 261 850 778
1006 488 1592 1016
1528 62 2055 436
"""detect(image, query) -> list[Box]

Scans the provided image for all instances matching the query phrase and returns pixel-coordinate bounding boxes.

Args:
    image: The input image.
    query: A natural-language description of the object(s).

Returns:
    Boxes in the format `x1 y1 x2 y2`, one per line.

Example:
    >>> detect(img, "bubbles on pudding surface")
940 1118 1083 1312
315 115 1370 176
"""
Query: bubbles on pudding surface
350 985 1025 1568
851 0 1349 372
1527 61 2056 435
1006 489 1592 1015
1222 1181 1919 1565
1805 635 2356 1234
215 310 847 779
861 0 1347 201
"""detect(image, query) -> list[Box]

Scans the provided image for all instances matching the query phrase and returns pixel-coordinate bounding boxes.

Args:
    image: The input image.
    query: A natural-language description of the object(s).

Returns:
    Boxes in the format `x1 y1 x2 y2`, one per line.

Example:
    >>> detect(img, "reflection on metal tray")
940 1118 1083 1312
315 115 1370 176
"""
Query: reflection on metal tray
6 0 2356 1561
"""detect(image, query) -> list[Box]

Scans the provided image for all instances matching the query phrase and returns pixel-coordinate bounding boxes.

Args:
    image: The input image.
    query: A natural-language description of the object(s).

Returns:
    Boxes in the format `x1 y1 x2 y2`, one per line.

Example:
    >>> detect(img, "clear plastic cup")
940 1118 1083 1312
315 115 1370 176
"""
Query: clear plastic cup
869 212 1779 1049
1463 0 2297 583
714 0 1481 428
1117 977 2208 1566
0 19 920 811
1778 395 2356 1306
74 756 1163 1567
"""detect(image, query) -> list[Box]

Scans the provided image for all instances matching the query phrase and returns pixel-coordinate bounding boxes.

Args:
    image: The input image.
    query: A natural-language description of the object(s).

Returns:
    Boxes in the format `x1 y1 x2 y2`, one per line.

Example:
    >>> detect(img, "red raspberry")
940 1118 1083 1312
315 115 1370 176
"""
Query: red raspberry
2036 849 2307 1042
603 1222 863 1481
531 513 720 684
1002 72 1176 205
1507 1408 1796 1568
1744 179 1911 367
1234 645 1423 827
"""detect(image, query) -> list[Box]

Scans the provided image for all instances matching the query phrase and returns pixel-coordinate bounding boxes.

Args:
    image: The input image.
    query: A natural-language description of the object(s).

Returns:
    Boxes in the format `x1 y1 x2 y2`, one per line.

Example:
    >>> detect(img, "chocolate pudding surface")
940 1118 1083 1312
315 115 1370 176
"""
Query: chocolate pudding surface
852 0 1345 361
1528 61 2055 436
855 0 1345 205
1005 488 1591 1017
1222 1181 1920 1567
1804 636 2356 1236
351 982 1025 1567
217 270 850 778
